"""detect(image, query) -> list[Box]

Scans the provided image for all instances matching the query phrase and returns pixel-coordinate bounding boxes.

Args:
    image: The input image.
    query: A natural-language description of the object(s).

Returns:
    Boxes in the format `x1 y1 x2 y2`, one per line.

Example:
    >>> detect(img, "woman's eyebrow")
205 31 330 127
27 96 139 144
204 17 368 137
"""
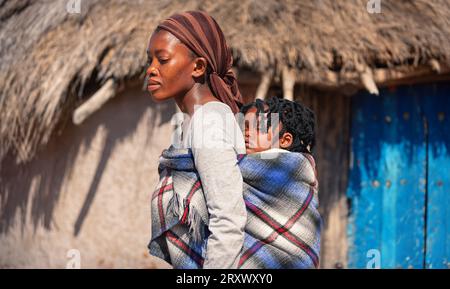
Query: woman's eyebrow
148 49 169 57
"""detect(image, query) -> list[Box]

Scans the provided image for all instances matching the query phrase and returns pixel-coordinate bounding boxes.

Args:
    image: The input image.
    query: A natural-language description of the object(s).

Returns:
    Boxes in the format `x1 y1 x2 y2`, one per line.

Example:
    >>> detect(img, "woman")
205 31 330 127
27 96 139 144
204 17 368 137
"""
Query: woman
146 11 247 269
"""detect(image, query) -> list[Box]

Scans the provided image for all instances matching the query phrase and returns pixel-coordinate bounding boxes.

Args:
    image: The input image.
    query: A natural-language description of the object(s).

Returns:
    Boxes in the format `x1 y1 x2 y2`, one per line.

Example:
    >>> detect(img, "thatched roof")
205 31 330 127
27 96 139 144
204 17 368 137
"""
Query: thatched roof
1 0 450 164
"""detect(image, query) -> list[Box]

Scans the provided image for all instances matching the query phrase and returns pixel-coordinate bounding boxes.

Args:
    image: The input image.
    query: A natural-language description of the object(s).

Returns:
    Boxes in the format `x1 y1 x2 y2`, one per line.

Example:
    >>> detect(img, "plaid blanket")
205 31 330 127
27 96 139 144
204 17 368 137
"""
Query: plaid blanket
148 146 321 269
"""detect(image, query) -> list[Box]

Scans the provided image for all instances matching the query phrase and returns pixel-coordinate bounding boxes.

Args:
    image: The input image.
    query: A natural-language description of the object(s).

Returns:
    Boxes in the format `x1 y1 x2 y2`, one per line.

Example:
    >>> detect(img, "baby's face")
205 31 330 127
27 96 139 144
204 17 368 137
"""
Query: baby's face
244 107 280 154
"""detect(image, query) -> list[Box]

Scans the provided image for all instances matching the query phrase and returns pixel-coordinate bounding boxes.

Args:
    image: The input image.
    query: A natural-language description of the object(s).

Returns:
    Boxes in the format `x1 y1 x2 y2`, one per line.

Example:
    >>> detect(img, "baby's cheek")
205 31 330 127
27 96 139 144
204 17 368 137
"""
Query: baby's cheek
256 133 273 149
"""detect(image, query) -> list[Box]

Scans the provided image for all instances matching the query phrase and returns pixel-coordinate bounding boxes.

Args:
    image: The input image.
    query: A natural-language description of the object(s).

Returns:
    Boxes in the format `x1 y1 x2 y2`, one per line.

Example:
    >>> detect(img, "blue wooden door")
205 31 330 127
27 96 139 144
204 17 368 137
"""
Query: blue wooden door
347 82 450 269
421 84 450 268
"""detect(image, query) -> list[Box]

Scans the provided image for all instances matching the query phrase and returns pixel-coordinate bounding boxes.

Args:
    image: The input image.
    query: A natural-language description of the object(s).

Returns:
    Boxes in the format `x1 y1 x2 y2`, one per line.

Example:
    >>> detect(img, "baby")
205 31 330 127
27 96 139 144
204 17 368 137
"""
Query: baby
240 96 315 155
236 96 320 268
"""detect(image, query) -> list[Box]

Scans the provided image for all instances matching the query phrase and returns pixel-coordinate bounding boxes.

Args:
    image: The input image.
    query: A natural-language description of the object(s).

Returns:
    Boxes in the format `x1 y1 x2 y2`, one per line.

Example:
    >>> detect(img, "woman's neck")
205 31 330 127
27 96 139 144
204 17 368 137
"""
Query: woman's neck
175 83 219 116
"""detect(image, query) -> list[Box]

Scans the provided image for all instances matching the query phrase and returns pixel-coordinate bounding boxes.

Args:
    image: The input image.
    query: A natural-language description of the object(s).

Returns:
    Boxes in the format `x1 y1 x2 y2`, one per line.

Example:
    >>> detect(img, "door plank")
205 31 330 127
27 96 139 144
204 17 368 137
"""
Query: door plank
422 83 450 269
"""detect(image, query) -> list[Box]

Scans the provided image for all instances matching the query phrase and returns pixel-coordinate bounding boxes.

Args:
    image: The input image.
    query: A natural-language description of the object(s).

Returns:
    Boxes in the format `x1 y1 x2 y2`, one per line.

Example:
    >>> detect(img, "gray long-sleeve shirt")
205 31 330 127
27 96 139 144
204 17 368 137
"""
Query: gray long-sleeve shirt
178 101 247 269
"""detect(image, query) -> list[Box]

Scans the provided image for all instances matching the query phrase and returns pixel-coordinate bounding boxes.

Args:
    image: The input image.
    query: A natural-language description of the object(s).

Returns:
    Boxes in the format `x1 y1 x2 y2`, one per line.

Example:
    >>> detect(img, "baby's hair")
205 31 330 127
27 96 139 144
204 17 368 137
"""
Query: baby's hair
240 96 316 153
240 99 267 114
240 98 269 132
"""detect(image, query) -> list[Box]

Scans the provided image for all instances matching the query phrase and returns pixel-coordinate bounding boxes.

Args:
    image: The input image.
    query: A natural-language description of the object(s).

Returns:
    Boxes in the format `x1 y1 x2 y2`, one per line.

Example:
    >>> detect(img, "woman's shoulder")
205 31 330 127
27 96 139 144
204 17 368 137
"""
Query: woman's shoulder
188 101 245 151
195 101 233 115
190 101 238 128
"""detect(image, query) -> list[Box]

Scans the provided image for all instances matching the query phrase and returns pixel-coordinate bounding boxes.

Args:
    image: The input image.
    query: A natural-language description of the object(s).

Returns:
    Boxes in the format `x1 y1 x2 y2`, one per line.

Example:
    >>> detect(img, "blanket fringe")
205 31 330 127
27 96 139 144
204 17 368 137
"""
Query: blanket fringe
187 205 206 243
166 191 206 244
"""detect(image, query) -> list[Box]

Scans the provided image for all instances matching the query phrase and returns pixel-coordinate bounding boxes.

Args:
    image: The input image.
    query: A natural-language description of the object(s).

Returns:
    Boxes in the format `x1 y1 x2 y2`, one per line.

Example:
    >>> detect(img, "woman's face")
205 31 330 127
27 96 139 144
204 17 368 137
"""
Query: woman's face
146 30 196 101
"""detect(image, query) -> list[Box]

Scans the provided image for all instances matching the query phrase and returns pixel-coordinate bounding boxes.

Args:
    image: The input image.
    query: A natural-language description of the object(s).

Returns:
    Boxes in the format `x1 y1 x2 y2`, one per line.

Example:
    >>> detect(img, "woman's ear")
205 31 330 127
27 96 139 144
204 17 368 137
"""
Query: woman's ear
192 57 207 78
279 132 293 149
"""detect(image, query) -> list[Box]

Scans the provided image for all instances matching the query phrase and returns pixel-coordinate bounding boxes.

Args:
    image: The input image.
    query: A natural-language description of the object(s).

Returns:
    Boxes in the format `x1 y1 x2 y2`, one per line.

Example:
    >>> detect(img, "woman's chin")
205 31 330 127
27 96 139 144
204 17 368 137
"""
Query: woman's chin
148 90 166 102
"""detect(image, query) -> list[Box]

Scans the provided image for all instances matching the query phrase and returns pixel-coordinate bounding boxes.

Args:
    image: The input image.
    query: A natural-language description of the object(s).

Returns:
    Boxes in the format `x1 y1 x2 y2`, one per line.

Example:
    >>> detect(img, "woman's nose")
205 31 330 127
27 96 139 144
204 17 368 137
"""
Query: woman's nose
146 65 158 77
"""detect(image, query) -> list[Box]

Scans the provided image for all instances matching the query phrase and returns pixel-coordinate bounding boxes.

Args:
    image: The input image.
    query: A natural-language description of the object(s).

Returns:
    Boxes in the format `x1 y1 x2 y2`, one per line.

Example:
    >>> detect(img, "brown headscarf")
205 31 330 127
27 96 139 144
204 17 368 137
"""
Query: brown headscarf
157 11 243 114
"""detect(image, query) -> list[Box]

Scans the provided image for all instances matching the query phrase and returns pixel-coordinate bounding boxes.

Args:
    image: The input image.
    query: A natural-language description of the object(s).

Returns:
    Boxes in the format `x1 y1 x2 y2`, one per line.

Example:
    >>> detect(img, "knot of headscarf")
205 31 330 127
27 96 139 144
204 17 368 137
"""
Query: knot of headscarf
157 11 243 113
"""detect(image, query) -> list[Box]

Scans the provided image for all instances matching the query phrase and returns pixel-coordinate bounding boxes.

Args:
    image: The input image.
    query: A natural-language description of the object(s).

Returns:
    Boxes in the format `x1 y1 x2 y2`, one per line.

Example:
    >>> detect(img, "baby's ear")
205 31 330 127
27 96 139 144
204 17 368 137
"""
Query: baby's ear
192 57 207 78
279 132 293 149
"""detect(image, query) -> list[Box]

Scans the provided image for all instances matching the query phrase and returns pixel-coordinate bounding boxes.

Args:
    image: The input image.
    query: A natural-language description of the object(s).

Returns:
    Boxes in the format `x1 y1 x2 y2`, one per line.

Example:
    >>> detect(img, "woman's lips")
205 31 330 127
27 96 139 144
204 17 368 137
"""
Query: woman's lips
147 79 161 92
147 84 161 91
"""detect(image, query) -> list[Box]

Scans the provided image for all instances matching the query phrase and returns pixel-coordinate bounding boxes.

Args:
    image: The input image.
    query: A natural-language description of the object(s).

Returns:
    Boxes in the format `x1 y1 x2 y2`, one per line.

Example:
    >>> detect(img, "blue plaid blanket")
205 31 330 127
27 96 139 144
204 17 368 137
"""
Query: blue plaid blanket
149 146 321 269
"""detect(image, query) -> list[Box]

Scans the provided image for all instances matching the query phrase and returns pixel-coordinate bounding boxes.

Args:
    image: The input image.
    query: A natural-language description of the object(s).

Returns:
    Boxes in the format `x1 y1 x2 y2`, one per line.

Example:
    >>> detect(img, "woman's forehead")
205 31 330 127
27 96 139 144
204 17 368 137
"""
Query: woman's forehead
148 30 181 53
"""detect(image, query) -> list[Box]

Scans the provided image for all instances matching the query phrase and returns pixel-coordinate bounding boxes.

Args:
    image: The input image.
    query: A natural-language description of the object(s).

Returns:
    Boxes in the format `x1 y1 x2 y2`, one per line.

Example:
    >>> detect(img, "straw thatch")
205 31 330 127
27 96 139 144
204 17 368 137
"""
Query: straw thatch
1 0 450 164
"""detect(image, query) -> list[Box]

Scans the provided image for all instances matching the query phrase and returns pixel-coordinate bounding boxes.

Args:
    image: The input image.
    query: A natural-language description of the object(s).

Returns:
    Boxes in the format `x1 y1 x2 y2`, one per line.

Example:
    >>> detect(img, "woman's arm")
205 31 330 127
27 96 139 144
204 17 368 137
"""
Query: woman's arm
190 106 247 269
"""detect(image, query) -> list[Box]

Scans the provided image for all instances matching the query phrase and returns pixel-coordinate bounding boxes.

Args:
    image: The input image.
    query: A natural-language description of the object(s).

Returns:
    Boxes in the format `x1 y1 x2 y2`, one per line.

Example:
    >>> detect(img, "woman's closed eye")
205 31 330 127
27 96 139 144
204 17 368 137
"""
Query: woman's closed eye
158 57 169 64
147 56 170 65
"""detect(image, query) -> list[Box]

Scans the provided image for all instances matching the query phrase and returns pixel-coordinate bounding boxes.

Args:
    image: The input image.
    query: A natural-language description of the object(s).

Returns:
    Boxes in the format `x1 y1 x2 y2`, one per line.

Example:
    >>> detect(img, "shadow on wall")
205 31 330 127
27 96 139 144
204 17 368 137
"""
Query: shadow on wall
0 84 176 236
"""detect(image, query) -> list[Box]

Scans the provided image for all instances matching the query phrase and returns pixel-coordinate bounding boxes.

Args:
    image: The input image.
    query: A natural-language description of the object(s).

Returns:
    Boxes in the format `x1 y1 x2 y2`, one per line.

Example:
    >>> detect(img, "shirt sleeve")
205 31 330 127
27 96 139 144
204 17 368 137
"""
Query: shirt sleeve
189 106 247 269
